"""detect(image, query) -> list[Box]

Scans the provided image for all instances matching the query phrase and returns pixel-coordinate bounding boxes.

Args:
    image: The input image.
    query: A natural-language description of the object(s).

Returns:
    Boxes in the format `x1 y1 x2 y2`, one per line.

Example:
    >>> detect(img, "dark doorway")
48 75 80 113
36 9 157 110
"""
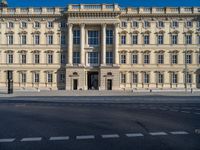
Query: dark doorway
88 72 99 90
73 79 78 90
107 79 112 90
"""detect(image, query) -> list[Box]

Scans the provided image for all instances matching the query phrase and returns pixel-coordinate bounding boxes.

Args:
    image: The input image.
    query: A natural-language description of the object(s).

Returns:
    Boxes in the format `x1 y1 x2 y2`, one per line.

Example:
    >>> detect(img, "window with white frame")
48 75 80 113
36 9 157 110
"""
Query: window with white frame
120 73 126 83
88 52 99 65
8 22 14 28
132 21 138 28
171 53 178 64
34 53 40 64
157 35 164 44
34 21 40 28
73 52 80 64
132 53 138 64
186 72 192 83
186 21 193 28
171 21 179 28
20 72 26 83
60 73 65 82
21 21 27 28
73 30 80 45
7 53 13 64
157 21 164 28
144 21 150 28
144 53 150 64
144 35 149 44
132 35 138 44
47 35 53 45
171 35 178 44
106 30 113 45
7 35 13 45
88 31 99 46
143 72 150 83
106 51 113 64
121 35 126 45
185 35 192 44
21 53 26 64
186 53 192 64
157 53 164 64
34 72 40 83
158 72 164 84
120 54 126 64
47 21 53 28
172 72 178 84
132 73 138 83
47 72 53 83
34 35 40 45
21 35 27 45
47 53 53 64
121 21 127 28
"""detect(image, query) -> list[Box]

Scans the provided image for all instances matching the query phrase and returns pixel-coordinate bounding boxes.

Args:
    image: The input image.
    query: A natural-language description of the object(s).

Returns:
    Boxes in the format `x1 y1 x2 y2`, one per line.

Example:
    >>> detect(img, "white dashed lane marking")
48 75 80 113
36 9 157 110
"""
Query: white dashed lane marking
149 132 168 136
170 131 189 135
76 135 95 140
21 137 42 142
125 133 144 137
0 138 15 143
49 136 69 141
102 134 119 139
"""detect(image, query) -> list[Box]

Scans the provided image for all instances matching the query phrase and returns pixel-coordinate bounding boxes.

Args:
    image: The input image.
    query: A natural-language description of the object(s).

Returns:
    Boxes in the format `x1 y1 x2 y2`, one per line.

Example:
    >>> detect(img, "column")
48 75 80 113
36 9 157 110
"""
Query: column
114 23 119 64
68 23 73 65
101 24 106 65
80 24 85 65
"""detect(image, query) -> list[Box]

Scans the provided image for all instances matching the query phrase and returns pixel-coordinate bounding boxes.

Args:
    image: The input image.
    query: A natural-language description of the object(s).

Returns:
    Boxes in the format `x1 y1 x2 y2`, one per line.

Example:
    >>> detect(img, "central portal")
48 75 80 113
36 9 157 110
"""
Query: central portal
88 72 99 90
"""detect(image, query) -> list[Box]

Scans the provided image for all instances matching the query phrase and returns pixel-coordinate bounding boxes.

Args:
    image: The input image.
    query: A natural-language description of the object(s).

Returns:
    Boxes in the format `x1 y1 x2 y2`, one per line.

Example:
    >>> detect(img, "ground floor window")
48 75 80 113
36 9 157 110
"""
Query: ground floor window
120 73 126 84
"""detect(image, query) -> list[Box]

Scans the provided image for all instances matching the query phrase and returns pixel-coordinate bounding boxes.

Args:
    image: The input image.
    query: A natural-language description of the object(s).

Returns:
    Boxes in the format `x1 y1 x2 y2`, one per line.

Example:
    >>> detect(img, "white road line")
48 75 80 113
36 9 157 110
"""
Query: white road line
76 135 95 140
102 134 119 138
49 136 69 141
181 111 190 113
194 112 200 115
170 131 189 135
0 138 15 143
125 133 144 137
149 132 168 136
21 137 42 142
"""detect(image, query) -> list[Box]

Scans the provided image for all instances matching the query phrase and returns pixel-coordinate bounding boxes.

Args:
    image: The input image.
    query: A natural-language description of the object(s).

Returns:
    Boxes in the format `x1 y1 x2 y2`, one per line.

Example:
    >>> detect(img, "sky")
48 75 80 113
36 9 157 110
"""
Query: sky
5 0 200 7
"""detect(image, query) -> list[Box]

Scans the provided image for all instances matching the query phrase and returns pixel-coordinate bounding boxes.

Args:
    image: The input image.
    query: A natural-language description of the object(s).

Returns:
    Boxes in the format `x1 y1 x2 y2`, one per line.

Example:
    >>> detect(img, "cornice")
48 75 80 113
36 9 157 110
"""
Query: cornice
0 14 62 18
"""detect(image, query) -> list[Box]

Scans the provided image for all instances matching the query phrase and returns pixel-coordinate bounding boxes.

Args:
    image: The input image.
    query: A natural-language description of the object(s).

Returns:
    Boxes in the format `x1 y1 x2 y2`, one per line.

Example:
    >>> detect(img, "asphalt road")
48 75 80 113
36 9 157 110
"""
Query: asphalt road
0 97 200 150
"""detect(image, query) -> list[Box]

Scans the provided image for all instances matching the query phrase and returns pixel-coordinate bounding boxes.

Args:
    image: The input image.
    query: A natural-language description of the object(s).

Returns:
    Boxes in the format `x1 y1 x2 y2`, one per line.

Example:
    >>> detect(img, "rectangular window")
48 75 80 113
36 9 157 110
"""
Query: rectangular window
186 73 192 83
47 21 53 28
121 35 126 45
132 21 138 28
21 35 27 45
47 73 53 83
34 73 39 83
21 73 26 83
106 51 113 64
61 35 66 45
144 21 150 28
172 73 178 83
185 35 192 44
120 54 126 64
47 35 53 45
73 52 80 64
172 21 179 28
60 73 65 82
132 35 138 44
88 52 99 65
144 35 149 44
88 31 99 46
121 21 127 28
171 35 178 44
7 54 13 64
198 54 200 64
158 54 164 64
60 54 65 64
132 54 138 64
144 73 149 83
34 35 40 45
8 35 13 45
186 21 192 28
47 54 53 64
34 54 40 64
120 73 126 83
157 35 164 44
21 54 26 64
106 30 113 45
158 73 164 83
132 73 138 83
144 54 150 64
158 21 164 28
73 30 80 45
186 53 192 64
171 54 178 64
197 35 200 44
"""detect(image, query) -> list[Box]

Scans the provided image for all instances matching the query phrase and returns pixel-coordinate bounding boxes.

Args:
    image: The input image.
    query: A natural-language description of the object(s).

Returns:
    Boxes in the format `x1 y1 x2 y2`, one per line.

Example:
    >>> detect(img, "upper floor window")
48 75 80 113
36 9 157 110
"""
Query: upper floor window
185 35 192 44
21 21 27 28
132 35 138 44
197 35 200 44
7 35 13 45
47 35 53 45
106 51 113 64
60 21 66 28
144 35 150 44
34 53 40 64
186 21 193 28
88 31 99 46
7 53 13 64
60 54 66 64
61 35 66 45
132 21 138 28
20 53 26 64
157 21 164 28
157 35 164 45
171 35 178 45
132 54 138 64
171 21 179 28
88 52 99 65
121 21 127 28
120 54 126 64
106 30 113 45
34 35 40 45
197 20 200 28
47 21 53 28
121 35 126 45
171 53 178 64
143 53 150 64
73 52 80 64
186 53 192 64
34 21 40 28
8 22 14 28
47 53 53 64
157 53 164 64
144 21 150 28
21 35 27 45
73 30 80 45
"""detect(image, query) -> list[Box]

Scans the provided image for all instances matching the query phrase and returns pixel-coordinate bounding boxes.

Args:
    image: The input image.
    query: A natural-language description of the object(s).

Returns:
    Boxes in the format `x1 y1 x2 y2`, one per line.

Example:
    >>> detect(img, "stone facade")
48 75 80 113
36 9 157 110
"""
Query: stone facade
0 4 200 91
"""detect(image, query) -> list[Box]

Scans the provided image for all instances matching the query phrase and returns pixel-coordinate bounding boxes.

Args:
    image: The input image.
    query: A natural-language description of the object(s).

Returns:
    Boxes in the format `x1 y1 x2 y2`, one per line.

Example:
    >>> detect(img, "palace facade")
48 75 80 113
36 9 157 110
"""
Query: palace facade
0 2 200 91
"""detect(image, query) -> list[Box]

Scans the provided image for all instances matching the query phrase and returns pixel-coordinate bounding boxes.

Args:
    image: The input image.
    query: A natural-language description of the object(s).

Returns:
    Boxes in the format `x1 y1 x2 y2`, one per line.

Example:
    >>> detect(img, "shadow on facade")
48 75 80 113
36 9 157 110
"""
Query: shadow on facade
56 66 66 90
196 69 200 89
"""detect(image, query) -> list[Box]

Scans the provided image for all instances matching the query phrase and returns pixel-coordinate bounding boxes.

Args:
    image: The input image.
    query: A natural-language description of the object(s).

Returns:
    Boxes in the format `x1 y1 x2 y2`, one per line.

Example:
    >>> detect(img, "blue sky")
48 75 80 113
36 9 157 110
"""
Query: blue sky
6 0 200 7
